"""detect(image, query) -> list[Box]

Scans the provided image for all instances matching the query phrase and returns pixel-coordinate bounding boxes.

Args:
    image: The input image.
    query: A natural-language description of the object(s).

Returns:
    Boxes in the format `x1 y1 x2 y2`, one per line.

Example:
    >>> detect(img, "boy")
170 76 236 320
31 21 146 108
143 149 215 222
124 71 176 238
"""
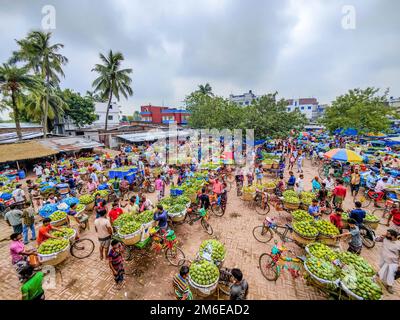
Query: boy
108 239 125 289
330 208 344 233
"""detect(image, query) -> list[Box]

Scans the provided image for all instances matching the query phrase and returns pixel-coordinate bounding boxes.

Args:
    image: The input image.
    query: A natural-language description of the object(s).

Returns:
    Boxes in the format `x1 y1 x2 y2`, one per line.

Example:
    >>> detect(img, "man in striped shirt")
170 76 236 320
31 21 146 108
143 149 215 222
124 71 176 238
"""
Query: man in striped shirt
173 266 193 300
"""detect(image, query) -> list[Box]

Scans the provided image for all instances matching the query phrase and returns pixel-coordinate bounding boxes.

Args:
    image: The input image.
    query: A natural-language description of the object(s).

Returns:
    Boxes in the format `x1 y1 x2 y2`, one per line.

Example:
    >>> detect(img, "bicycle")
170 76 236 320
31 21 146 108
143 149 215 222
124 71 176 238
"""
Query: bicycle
210 193 226 217
186 205 213 235
236 179 244 197
150 228 186 266
69 232 95 259
373 198 399 225
253 217 295 244
259 240 304 281
353 188 385 208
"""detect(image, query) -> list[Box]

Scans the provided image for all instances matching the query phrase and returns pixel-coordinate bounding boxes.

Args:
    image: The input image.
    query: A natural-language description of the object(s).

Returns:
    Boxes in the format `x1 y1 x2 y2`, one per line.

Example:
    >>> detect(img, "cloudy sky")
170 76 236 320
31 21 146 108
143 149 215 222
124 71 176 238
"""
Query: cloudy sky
1 0 399 117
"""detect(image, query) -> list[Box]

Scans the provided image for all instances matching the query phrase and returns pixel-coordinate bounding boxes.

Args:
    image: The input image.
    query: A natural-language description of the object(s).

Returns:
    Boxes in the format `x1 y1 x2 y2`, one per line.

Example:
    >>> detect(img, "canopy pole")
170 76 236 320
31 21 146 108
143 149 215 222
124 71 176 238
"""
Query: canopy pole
16 161 20 170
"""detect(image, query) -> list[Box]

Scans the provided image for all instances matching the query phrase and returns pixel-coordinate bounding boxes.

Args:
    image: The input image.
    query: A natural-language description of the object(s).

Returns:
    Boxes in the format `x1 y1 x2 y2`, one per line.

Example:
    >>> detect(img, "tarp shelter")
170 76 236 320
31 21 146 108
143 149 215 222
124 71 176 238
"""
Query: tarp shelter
334 128 358 136
385 136 400 147
0 141 58 164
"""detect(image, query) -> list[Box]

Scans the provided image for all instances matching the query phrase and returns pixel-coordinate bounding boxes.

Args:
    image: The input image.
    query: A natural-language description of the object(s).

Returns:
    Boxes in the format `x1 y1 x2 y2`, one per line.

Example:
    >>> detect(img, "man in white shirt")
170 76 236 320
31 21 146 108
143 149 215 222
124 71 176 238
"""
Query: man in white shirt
33 165 43 177
12 185 26 203
374 177 388 207
90 171 99 183
295 174 304 193
323 175 335 191
93 161 103 172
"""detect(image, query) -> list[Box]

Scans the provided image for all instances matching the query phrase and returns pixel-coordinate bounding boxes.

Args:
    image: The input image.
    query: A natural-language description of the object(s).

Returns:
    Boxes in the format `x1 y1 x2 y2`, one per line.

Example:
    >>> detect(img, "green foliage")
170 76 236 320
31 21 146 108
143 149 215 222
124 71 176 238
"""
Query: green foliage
186 90 307 139
60 89 96 127
320 88 397 134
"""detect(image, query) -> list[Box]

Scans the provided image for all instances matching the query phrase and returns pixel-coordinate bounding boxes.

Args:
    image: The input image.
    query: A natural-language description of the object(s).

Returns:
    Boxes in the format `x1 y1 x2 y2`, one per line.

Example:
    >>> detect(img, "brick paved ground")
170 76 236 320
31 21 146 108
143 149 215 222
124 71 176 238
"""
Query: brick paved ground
0 159 399 300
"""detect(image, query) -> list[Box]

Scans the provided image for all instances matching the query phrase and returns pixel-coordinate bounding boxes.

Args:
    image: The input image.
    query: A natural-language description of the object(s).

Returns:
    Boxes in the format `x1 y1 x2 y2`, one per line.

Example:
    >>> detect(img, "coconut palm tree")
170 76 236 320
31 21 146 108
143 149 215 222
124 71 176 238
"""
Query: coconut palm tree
197 83 213 96
10 30 68 137
0 63 39 140
92 50 133 131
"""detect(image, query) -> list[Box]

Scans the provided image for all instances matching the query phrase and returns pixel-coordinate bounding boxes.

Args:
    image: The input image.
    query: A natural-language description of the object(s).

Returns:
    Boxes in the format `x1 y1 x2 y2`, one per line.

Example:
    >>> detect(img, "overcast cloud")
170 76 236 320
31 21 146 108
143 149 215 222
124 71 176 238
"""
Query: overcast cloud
0 0 399 117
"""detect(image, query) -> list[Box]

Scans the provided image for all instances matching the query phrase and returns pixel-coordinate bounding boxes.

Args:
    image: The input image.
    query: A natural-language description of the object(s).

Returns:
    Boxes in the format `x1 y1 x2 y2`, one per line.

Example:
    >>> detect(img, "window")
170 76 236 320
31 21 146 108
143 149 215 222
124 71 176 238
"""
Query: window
108 115 113 120
301 106 304 110
294 101 297 106
308 106 312 110
287 107 291 112
109 104 113 110
95 115 100 120
245 101 249 105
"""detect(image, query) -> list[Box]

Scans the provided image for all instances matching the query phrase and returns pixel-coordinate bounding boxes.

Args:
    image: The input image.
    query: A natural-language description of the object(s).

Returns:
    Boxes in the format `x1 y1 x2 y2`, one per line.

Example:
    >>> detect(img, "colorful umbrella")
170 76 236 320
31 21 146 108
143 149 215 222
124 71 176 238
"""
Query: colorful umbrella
324 148 363 162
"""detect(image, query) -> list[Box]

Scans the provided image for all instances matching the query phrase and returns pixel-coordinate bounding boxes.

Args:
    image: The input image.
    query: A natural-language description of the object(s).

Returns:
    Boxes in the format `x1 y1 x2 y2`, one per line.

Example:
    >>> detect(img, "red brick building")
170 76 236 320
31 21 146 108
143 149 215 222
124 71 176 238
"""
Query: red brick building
140 105 190 125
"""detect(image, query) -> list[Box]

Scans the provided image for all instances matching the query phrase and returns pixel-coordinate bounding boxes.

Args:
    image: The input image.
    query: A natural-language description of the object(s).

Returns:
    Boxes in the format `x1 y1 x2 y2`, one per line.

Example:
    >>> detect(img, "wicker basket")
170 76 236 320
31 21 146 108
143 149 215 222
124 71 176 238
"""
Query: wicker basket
317 234 340 247
85 202 95 211
188 193 198 203
168 208 187 222
292 230 317 246
304 262 340 288
272 163 279 169
264 187 275 194
242 191 255 201
283 201 300 210
38 245 70 266
364 221 378 230
118 228 142 245
300 203 309 210
263 163 273 169
50 217 68 227
188 276 219 298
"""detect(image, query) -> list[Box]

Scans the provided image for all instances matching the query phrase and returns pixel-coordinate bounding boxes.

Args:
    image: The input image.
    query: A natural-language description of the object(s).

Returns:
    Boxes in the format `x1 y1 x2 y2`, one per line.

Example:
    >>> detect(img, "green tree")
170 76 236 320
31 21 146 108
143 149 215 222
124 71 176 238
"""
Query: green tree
92 50 133 131
133 111 141 121
60 89 96 127
197 83 213 96
11 31 68 137
320 88 397 134
0 64 39 140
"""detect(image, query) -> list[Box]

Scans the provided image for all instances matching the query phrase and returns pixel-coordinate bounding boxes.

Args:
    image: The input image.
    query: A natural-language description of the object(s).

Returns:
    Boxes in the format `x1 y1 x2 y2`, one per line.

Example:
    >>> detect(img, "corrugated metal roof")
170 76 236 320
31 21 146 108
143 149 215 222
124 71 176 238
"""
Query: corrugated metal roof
0 122 42 129
39 137 104 152
117 130 191 143
0 131 45 144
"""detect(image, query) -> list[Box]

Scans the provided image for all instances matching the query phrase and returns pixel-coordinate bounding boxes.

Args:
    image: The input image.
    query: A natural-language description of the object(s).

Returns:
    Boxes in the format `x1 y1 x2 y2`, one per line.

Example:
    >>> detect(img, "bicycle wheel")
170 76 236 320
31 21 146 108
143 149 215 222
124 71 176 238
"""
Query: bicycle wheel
252 226 273 243
318 167 327 180
255 202 270 215
201 218 213 235
259 253 279 281
165 246 185 266
211 204 224 217
70 238 95 259
147 185 155 193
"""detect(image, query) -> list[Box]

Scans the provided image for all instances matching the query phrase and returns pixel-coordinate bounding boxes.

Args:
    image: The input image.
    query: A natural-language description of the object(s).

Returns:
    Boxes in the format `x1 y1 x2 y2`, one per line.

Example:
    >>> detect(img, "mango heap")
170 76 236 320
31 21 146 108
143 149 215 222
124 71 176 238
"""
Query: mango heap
114 213 136 228
263 182 276 188
76 204 86 212
293 221 318 238
341 212 349 221
94 190 110 198
136 210 154 224
79 194 95 205
51 227 75 238
38 238 69 255
338 252 375 276
341 269 382 300
307 242 338 261
364 213 379 223
119 220 142 235
242 186 256 193
189 259 220 286
300 191 316 206
159 195 190 211
306 256 338 281
313 220 340 236
292 209 313 222
199 239 226 262
283 190 300 204
49 210 67 221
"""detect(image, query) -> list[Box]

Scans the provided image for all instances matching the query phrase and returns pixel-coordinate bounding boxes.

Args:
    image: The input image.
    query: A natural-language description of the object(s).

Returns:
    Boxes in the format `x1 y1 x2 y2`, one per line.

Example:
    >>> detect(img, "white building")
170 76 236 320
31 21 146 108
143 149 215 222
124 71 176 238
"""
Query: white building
389 96 400 110
228 90 259 106
286 98 326 121
92 101 121 126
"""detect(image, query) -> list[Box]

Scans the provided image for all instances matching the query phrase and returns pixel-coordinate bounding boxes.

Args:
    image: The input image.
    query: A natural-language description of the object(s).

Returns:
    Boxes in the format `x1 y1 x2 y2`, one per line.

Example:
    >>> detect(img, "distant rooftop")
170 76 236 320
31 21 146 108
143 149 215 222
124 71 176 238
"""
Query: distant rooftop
0 122 42 129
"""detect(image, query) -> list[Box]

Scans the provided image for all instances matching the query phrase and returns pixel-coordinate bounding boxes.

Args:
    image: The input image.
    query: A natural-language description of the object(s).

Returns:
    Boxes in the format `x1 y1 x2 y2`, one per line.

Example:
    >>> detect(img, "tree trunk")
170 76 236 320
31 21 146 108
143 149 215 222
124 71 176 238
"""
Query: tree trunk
43 78 50 139
11 91 22 141
105 91 113 132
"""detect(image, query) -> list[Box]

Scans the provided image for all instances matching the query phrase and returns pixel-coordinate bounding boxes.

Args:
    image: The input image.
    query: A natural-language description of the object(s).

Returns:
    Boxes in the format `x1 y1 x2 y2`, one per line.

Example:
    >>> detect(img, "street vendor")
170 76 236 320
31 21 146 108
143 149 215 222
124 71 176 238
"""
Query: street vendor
173 265 193 300
12 184 26 204
139 195 153 213
9 233 37 267
37 218 64 245
308 199 321 220
153 204 168 231
334 218 362 255
86 178 98 194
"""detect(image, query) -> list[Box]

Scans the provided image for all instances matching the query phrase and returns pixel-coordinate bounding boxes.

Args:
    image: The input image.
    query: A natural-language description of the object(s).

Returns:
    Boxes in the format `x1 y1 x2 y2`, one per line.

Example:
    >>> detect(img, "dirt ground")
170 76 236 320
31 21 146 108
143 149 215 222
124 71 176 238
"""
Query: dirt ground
0 158 399 300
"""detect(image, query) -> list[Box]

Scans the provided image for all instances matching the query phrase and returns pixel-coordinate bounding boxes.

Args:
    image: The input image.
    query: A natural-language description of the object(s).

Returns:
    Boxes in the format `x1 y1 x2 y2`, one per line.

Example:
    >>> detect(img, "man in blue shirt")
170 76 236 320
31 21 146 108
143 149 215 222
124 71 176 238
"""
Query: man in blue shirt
308 199 321 220
153 204 168 231
366 172 377 190
287 171 296 190
349 201 366 226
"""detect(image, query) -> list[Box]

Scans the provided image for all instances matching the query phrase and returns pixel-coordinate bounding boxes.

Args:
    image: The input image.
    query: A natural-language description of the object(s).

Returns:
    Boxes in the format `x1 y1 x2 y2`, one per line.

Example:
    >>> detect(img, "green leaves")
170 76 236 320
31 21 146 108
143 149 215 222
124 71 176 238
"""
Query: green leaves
60 89 96 127
320 87 395 134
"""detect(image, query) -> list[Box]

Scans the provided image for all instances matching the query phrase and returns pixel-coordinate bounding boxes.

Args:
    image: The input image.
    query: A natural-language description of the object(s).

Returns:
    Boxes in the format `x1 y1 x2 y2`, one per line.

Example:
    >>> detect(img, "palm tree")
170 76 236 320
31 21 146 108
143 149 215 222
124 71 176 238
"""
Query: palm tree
11 31 68 137
92 50 133 131
0 64 39 140
197 83 213 96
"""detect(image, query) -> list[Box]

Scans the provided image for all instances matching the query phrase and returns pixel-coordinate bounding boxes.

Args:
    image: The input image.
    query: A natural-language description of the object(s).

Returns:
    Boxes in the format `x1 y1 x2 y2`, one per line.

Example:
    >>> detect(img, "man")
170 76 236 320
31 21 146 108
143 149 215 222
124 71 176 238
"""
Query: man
295 174 304 194
20 266 45 300
93 160 103 172
255 165 263 185
33 164 43 178
296 154 304 173
119 176 130 195
108 201 123 224
94 209 113 260
90 170 99 184
366 171 377 190
21 202 36 244
139 196 153 213
330 208 344 233
334 218 363 255
12 184 26 204
349 201 366 226
173 266 193 300
350 169 361 197
155 175 164 201
377 229 400 294
153 204 168 231
230 268 248 300
287 171 296 190
37 218 63 245
198 188 210 210
138 158 145 177
9 233 37 266
308 199 321 220
323 175 335 192
86 178 98 194
374 177 388 207
386 203 400 232
5 204 23 233
108 239 125 289
333 179 346 209
210 177 224 196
